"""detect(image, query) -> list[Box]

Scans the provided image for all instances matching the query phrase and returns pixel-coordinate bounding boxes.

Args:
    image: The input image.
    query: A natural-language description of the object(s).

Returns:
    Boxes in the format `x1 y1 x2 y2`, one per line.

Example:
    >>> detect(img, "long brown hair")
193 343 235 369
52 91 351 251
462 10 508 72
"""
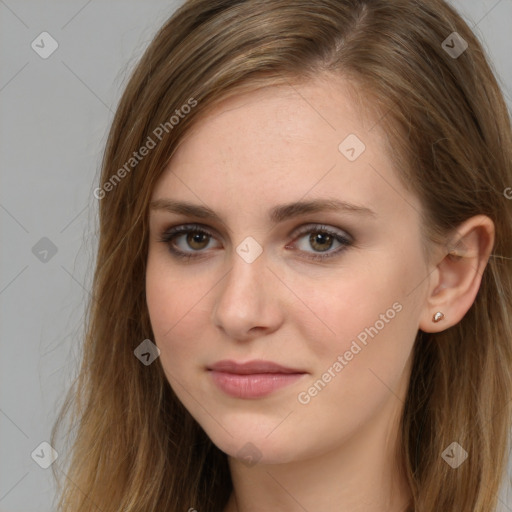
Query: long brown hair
52 1 512 510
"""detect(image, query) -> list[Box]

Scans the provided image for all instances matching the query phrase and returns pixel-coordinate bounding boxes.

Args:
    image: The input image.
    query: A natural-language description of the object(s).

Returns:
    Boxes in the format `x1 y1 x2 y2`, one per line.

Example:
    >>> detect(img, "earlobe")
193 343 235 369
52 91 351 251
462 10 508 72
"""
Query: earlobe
419 215 495 333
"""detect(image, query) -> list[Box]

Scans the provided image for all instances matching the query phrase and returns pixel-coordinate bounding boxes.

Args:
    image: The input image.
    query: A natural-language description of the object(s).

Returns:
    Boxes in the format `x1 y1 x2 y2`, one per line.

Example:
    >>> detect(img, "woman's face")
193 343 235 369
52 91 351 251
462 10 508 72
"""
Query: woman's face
146 76 433 464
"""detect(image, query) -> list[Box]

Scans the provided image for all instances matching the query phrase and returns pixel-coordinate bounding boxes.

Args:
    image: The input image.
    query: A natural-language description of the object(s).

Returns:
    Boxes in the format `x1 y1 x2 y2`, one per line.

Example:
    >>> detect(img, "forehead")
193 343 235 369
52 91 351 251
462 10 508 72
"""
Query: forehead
173 77 373 165
152 77 420 225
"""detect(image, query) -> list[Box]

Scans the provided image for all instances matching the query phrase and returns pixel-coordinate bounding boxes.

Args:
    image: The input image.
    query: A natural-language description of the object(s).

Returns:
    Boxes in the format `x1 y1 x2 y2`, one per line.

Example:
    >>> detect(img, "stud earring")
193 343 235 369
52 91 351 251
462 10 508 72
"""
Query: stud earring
432 312 445 323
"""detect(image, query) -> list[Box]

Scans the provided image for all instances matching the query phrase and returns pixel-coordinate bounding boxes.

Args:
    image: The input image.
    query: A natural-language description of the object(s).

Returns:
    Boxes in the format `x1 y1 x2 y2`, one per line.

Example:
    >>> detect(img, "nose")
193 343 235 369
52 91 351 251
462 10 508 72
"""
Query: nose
211 247 284 341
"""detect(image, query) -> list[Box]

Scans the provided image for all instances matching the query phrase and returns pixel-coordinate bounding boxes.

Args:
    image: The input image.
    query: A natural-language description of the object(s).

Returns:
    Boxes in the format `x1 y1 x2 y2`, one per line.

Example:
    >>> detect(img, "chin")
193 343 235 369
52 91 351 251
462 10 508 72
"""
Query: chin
199 419 305 466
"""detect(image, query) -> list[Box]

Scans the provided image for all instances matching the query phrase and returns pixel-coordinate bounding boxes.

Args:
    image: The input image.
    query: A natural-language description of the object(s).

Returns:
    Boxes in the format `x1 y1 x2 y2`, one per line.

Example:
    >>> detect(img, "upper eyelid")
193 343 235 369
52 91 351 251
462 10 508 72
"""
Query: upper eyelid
293 223 352 239
161 222 351 241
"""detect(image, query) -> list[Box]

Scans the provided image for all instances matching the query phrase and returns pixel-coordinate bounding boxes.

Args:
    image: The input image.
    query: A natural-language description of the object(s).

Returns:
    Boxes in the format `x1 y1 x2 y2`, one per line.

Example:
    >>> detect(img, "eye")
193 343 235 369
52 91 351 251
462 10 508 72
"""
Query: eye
158 224 219 260
158 223 353 262
287 224 353 261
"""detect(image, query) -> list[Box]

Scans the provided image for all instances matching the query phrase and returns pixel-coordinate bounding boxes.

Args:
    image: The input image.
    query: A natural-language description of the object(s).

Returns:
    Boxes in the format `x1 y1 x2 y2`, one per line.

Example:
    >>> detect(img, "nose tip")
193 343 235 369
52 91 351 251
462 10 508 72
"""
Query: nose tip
210 247 283 341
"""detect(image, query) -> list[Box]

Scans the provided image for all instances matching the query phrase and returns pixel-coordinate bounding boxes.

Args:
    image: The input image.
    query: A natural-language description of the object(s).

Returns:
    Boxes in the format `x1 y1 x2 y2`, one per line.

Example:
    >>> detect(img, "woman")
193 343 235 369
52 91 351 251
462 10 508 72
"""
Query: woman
52 0 512 510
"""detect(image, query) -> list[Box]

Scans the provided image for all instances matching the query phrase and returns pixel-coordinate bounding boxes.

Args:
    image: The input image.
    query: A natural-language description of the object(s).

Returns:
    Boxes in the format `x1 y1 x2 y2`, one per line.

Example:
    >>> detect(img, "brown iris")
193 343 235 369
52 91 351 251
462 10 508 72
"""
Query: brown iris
187 232 210 250
309 232 334 252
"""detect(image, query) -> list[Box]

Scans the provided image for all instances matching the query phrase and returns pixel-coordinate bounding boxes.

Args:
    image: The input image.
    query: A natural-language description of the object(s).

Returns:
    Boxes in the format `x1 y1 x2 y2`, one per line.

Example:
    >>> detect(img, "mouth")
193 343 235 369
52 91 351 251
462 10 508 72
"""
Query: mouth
207 359 305 374
207 359 307 399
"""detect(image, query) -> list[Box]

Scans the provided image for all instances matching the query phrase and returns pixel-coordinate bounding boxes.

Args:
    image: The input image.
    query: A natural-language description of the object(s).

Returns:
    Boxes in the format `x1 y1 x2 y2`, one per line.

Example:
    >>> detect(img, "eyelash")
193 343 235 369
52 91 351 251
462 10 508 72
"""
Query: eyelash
158 223 353 262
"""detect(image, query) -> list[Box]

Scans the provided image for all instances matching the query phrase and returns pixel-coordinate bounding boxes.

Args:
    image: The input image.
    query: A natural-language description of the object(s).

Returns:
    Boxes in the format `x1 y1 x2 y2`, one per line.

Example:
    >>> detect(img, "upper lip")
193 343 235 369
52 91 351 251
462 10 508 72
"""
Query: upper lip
207 359 306 374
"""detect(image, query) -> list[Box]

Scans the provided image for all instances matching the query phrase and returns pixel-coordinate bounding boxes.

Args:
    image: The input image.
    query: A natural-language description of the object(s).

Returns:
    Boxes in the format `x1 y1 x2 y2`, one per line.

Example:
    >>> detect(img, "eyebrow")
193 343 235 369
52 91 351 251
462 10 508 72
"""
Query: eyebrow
149 198 376 224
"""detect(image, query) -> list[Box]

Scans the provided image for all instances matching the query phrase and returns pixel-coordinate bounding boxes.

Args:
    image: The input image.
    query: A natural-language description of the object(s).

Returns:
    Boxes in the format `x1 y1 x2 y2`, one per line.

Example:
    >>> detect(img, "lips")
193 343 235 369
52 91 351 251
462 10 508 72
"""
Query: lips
207 359 305 375
207 359 307 399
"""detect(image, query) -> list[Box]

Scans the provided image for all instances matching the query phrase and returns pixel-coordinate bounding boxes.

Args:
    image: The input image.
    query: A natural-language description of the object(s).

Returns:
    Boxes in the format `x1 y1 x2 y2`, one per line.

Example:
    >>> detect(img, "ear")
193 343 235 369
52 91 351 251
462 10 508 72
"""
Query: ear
419 215 495 333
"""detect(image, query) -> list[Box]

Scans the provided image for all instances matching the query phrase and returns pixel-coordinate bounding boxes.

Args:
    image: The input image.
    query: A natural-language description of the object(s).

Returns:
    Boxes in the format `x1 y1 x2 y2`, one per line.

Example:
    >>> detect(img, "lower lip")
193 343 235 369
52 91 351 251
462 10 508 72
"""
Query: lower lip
208 370 305 398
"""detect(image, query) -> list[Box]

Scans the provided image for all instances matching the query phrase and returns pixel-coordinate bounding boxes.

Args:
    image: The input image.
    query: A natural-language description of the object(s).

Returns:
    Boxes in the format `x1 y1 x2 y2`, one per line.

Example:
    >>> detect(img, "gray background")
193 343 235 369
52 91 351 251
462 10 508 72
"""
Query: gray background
1 1 511 510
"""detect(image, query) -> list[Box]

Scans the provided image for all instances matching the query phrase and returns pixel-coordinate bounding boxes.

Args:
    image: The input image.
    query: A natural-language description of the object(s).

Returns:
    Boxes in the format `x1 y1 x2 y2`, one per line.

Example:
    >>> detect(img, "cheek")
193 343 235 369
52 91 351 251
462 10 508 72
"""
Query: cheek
145 259 190 356
146 265 176 340
295 246 423 377
290 268 418 443
145 256 217 375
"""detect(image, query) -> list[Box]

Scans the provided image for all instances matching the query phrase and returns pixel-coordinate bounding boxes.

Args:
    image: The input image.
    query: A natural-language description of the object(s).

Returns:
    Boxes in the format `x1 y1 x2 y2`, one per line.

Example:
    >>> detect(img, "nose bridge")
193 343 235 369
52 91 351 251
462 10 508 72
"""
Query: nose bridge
211 244 280 336
219 248 267 311
220 232 267 297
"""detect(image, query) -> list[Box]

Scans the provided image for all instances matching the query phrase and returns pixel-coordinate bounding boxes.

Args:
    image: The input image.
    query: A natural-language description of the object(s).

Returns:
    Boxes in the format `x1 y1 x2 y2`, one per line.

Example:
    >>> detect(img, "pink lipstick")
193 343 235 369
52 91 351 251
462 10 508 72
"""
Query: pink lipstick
207 359 307 399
